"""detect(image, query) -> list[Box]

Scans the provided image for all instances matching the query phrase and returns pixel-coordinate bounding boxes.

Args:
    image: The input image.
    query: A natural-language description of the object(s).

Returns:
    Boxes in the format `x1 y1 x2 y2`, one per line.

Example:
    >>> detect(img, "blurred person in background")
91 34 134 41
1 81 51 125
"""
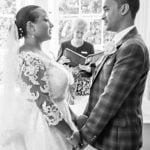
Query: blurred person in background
57 18 94 99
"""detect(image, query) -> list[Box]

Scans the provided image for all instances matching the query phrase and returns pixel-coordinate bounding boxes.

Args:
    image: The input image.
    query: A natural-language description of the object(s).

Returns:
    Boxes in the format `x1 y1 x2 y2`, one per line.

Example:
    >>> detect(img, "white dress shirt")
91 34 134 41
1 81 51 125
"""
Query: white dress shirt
113 25 136 44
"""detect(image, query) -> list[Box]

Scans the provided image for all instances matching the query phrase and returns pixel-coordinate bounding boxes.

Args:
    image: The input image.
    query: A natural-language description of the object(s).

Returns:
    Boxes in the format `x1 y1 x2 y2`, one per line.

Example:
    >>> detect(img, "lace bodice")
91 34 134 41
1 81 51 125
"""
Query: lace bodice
18 51 73 126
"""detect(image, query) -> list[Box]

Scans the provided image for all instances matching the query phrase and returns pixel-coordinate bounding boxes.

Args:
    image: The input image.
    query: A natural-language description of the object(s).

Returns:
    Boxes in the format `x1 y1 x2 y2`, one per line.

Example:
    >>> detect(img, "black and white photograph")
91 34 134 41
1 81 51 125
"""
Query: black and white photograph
0 0 150 150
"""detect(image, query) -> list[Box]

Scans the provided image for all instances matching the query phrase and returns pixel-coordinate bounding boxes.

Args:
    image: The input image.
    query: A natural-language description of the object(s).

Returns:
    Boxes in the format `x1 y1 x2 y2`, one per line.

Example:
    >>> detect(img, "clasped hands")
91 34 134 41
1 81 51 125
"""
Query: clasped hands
67 131 88 149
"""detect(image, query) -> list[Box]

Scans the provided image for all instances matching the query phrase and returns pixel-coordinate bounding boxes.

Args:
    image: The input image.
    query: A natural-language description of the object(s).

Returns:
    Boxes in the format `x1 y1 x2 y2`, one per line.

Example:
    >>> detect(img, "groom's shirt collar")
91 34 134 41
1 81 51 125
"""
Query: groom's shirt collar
113 25 136 44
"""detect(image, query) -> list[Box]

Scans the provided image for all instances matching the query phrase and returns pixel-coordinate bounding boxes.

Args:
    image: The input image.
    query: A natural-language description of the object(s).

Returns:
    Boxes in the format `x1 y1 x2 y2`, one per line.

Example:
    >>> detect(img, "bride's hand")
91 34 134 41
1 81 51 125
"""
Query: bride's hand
73 132 88 149
66 131 81 148
67 131 88 149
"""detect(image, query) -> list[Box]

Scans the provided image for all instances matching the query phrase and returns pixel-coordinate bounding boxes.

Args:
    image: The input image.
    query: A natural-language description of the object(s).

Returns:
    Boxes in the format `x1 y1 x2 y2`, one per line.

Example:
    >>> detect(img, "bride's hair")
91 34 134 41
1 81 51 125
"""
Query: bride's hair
15 5 40 39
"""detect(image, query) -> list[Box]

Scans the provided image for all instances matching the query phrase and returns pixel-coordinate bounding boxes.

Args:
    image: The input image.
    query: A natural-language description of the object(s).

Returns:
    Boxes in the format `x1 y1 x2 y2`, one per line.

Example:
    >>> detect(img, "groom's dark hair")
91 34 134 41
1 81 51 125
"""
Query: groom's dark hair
115 0 140 20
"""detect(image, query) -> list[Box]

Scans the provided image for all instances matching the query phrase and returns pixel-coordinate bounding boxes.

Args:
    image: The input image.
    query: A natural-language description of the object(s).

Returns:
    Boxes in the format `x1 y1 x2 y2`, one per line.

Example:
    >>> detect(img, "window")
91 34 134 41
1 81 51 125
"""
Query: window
0 0 18 78
57 0 115 52
0 0 115 68
0 0 31 79
0 0 17 49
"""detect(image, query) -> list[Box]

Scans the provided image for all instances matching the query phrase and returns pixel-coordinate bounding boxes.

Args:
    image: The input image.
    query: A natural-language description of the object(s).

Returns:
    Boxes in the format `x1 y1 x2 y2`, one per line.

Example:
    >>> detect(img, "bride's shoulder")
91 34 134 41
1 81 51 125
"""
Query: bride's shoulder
18 50 43 67
19 47 39 60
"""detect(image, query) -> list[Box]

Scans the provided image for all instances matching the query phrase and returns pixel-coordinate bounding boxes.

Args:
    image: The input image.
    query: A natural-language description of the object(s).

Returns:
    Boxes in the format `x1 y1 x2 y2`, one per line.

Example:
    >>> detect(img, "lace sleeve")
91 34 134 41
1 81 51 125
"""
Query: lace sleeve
19 52 63 126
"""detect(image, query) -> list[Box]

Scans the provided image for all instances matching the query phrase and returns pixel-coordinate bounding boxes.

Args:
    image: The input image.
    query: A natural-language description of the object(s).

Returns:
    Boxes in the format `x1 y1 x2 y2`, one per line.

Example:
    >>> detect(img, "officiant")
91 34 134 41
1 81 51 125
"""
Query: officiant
57 18 94 97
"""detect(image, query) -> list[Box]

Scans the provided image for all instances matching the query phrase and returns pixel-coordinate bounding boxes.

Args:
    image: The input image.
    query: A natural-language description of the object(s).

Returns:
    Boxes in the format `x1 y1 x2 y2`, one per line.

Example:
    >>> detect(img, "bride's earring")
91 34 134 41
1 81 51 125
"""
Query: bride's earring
19 28 23 38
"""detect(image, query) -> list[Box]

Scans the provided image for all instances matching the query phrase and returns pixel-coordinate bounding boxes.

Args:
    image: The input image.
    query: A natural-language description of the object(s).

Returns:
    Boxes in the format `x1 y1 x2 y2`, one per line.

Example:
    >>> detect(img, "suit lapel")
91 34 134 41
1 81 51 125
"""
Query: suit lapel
92 42 122 83
92 41 121 83
91 27 138 85
92 55 109 83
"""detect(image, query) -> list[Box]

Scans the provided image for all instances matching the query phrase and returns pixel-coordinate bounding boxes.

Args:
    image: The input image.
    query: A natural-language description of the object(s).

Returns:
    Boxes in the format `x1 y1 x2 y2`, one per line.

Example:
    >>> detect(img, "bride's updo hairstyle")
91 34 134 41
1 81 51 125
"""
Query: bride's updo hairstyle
15 5 40 39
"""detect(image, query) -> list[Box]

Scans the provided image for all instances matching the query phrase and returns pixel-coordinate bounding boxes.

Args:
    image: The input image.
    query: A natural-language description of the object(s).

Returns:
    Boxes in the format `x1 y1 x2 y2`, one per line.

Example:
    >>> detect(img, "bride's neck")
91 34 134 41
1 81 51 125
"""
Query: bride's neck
23 38 42 52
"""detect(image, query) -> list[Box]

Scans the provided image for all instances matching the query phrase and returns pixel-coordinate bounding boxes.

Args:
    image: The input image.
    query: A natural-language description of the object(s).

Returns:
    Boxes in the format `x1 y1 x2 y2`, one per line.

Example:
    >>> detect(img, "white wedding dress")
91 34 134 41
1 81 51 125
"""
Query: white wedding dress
0 51 77 150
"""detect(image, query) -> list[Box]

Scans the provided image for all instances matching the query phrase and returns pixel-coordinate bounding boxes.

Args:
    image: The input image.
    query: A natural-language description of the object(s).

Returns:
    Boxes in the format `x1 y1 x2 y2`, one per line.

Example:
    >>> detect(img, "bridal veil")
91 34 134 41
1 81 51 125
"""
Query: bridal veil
0 21 27 148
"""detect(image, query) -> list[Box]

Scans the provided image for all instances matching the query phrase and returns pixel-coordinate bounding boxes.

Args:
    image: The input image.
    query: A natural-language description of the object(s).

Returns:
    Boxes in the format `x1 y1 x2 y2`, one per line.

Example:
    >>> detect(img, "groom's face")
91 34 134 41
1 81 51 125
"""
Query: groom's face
102 0 122 32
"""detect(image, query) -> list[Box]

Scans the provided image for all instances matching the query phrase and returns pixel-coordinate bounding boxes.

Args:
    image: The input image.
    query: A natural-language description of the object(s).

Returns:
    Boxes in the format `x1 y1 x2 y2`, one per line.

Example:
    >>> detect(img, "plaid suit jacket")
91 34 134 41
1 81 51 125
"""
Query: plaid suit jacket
79 28 150 150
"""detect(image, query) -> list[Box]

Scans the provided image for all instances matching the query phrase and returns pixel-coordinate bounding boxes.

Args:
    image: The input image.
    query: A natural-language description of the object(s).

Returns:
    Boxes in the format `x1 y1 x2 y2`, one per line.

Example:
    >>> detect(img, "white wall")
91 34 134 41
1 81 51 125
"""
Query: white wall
136 0 150 50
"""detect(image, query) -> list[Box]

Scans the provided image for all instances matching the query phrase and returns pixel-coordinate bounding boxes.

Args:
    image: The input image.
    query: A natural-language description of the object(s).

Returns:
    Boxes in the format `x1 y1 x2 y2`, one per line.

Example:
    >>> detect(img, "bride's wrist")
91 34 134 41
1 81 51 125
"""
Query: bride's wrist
66 132 75 141
55 119 74 138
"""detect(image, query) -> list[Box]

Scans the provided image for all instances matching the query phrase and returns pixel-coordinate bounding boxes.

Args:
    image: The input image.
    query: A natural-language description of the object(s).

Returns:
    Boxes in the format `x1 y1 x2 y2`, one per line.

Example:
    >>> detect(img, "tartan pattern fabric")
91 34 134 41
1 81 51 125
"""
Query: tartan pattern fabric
94 125 142 150
80 28 150 150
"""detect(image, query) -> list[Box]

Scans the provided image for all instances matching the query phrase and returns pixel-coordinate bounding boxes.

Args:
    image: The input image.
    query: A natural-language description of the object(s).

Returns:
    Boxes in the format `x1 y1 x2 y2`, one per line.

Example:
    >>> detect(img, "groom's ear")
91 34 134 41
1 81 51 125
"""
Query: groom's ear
120 3 129 16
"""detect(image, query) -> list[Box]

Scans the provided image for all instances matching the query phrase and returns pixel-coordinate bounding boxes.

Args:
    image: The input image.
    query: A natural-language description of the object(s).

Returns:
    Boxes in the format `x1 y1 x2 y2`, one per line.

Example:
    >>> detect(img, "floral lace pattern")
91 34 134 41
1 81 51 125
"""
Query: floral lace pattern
19 51 63 126
103 40 117 56
42 101 63 125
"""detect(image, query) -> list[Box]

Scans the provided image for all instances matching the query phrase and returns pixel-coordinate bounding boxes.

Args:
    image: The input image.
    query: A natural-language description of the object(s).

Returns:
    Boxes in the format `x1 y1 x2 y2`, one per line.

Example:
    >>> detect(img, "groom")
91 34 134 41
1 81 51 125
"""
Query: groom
70 0 150 149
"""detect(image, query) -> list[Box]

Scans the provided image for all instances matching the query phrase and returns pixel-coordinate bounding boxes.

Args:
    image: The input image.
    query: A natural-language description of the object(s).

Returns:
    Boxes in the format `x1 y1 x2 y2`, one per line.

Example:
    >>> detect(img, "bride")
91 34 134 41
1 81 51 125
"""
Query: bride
0 5 81 150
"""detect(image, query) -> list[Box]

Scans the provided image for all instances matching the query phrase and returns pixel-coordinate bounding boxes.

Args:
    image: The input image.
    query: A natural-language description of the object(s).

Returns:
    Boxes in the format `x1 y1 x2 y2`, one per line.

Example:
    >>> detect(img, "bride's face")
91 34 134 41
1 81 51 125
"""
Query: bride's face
32 8 53 42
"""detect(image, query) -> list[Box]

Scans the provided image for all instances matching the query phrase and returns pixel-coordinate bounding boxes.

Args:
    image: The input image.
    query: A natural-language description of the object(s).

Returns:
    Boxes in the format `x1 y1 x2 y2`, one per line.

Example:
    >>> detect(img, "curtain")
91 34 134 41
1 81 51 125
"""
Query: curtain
136 0 150 51
135 0 150 122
